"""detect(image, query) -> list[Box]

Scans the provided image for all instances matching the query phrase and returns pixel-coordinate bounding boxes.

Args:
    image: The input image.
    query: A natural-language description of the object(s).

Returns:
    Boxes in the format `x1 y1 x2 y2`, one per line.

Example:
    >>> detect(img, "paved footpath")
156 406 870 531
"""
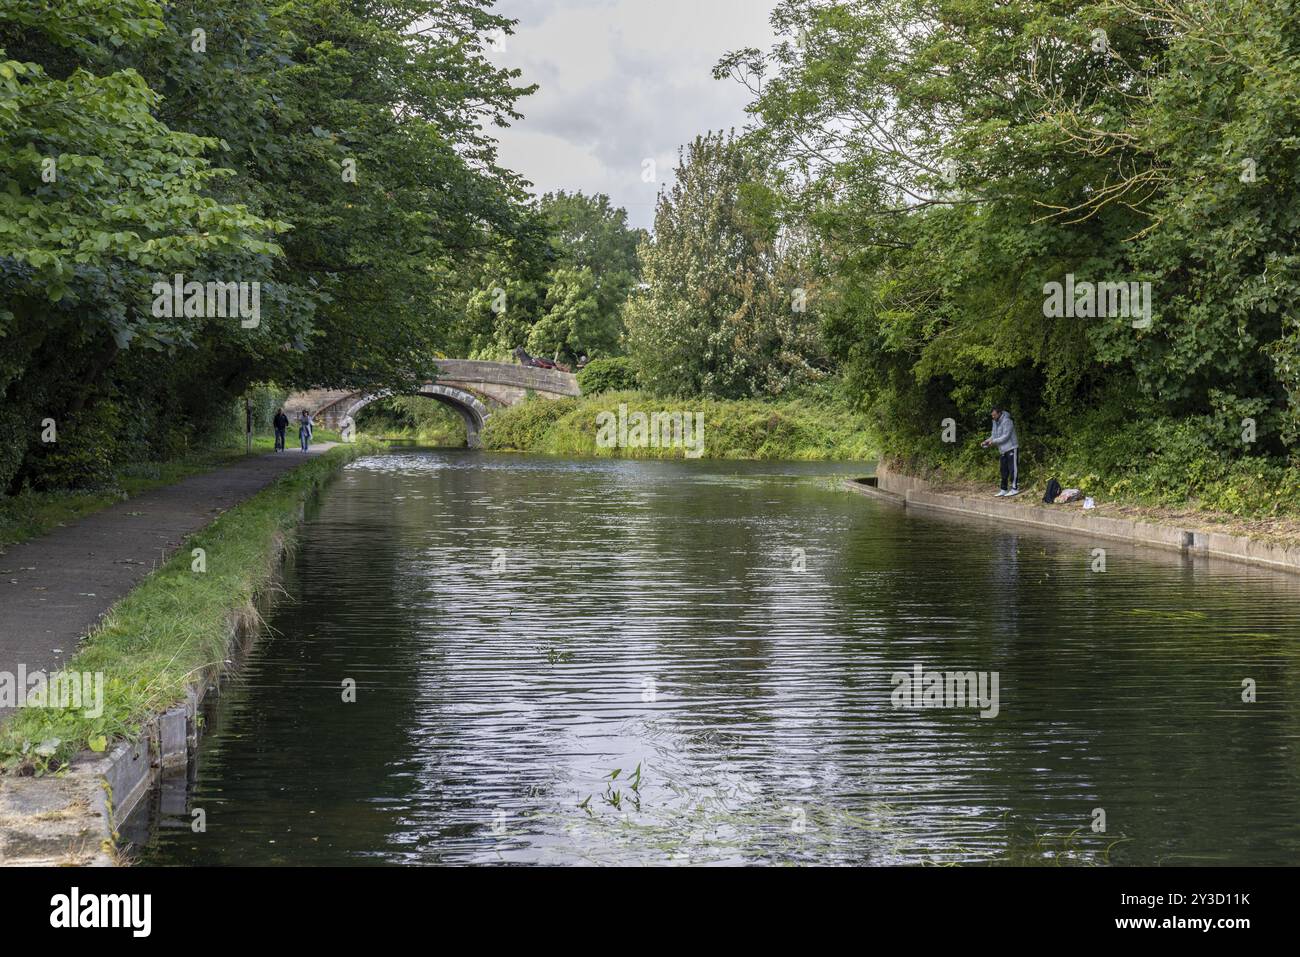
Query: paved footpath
0 444 337 722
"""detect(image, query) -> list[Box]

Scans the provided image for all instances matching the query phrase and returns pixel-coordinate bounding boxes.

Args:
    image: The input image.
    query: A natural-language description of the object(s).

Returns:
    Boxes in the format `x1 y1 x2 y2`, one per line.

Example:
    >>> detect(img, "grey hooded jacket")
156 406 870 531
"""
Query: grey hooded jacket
989 412 1019 453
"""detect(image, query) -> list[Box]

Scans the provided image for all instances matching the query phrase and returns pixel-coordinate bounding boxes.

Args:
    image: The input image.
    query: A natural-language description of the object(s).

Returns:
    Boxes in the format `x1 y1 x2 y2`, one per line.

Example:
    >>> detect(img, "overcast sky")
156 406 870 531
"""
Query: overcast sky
488 0 778 230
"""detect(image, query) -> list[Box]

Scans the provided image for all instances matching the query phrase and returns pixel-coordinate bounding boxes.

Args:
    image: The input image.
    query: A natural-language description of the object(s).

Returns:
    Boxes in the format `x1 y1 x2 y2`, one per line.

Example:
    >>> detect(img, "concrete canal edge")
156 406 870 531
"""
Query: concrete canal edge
844 465 1300 577
0 579 277 866
0 456 355 867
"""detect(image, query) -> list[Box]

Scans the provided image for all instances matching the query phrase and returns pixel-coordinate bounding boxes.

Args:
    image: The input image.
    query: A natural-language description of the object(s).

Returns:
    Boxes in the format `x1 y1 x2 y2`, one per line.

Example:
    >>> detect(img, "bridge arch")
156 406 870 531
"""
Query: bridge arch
285 360 580 449
338 384 494 448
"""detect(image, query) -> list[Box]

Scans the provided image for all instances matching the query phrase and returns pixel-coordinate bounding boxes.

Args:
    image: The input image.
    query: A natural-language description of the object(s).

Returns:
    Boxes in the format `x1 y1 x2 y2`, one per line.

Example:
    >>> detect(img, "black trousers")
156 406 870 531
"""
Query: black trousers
274 427 286 450
999 448 1019 491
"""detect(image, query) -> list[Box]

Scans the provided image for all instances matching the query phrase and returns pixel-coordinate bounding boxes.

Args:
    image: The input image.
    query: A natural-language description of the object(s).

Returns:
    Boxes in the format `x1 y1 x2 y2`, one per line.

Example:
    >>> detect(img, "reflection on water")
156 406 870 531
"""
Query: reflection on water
137 450 1300 865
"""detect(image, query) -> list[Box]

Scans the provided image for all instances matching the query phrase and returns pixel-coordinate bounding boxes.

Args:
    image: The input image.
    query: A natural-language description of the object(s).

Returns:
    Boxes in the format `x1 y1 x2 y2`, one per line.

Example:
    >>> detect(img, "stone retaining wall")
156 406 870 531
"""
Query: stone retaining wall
842 465 1300 577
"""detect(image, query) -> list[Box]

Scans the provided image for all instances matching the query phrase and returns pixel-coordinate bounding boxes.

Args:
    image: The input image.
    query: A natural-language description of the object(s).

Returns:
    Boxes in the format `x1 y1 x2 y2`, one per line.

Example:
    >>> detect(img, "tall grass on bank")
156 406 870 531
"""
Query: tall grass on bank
0 441 373 774
481 390 876 461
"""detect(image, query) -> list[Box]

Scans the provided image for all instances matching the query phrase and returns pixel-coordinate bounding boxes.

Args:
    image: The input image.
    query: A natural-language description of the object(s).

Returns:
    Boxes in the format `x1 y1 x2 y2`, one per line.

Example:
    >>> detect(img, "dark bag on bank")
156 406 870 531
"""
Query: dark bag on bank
1043 478 1062 504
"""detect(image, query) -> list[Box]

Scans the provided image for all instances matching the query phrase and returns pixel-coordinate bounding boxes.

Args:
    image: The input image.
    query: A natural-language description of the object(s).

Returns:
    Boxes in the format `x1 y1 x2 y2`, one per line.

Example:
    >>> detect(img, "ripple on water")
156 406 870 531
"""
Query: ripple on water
136 451 1300 866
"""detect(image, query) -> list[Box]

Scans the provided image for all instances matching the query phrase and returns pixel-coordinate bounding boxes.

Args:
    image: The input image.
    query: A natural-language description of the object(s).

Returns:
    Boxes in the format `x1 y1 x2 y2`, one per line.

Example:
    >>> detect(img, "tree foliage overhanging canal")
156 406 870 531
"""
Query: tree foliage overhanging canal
5 0 1300 519
2 0 547 492
709 0 1300 514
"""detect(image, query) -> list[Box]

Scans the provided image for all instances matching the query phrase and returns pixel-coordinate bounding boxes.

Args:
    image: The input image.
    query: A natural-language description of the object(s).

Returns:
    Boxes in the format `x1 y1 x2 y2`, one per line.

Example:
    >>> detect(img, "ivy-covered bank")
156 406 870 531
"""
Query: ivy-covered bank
0 441 375 774
481 390 875 461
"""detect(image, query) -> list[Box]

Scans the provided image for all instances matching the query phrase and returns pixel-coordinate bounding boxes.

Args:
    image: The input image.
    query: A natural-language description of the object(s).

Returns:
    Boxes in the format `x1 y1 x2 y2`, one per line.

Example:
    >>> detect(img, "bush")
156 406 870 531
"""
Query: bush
479 395 573 451
27 399 124 491
577 357 638 394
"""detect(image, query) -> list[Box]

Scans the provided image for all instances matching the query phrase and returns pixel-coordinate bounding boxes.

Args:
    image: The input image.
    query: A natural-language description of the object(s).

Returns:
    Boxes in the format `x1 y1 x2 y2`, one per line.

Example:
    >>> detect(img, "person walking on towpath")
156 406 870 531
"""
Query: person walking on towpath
273 408 289 451
298 411 314 452
980 405 1020 497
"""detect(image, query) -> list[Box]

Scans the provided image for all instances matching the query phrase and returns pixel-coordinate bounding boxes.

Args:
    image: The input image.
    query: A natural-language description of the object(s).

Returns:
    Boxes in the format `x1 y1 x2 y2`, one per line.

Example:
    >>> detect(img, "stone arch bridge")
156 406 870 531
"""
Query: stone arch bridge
284 360 580 448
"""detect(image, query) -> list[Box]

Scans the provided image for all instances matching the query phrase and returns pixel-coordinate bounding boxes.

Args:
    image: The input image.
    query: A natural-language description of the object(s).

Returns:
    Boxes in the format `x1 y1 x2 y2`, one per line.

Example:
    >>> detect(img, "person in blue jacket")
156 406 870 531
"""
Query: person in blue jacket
298 411 314 452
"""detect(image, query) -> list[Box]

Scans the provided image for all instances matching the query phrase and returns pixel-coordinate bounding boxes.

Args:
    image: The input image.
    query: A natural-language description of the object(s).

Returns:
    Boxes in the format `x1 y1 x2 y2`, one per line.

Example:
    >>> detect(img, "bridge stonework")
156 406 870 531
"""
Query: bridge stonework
284 360 580 448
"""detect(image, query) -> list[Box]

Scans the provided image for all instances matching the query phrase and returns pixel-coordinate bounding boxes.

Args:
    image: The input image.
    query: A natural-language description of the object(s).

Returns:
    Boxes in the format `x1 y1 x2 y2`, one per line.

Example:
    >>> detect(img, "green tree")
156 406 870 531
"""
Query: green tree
719 0 1300 470
0 0 284 489
625 131 825 398
461 190 644 364
528 266 602 361
130 0 539 390
539 190 645 349
1 0 540 491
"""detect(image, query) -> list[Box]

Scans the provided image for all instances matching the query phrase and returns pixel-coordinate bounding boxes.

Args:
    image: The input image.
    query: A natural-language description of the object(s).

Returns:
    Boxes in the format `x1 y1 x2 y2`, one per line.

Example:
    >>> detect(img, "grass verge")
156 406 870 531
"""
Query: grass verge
0 439 374 775
482 390 875 461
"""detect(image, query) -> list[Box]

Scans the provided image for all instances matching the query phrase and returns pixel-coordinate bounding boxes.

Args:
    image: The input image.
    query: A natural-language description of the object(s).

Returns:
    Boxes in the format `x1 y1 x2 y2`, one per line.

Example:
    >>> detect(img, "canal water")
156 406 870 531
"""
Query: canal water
136 450 1300 865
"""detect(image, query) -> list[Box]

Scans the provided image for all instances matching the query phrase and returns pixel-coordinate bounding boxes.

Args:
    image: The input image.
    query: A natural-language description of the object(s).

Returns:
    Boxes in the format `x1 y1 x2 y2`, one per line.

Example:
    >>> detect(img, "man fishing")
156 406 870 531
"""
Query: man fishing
981 405 1020 497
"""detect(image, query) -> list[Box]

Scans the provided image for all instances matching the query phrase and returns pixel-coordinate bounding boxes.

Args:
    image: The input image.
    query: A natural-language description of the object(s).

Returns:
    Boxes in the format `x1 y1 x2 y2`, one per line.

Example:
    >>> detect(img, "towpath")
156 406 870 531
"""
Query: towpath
0 444 337 721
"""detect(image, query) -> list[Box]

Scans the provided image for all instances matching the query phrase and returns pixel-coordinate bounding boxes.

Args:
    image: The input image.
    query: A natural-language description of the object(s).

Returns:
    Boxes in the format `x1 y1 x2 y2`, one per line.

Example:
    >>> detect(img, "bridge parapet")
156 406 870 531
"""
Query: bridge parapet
434 359 580 397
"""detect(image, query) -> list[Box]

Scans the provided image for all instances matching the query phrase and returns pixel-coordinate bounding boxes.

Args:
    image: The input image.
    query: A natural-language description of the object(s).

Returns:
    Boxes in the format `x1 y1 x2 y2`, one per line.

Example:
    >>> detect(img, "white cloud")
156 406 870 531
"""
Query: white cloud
489 0 777 230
